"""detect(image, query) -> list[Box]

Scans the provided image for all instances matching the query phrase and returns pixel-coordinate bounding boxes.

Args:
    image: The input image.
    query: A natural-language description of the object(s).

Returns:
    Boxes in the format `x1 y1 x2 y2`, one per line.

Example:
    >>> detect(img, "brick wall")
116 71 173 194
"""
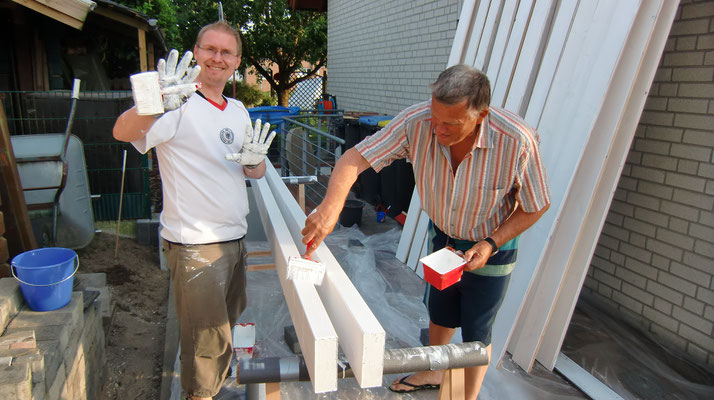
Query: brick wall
583 0 714 368
327 0 461 115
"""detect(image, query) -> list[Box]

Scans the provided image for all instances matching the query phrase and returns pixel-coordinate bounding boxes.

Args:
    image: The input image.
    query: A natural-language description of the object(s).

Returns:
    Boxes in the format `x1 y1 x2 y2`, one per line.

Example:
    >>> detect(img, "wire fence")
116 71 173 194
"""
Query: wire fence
287 72 324 110
1 90 152 221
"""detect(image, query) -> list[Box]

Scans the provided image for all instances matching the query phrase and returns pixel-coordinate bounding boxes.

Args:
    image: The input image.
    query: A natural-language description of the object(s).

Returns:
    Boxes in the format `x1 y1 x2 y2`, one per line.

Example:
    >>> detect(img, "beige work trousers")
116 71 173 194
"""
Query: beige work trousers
164 238 247 398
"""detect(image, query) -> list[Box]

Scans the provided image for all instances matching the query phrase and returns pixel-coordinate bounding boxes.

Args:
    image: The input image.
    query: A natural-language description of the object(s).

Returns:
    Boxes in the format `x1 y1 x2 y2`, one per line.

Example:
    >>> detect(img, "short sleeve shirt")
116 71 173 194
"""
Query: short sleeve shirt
355 100 550 241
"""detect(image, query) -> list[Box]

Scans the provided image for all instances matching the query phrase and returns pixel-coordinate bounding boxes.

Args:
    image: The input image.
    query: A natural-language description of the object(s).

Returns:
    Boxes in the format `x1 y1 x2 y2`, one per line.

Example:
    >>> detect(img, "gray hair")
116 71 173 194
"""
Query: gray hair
430 65 491 113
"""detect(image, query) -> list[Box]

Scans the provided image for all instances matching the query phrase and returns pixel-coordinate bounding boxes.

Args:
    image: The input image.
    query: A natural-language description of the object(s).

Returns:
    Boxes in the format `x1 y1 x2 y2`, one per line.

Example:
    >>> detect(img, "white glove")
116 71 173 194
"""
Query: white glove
157 49 201 111
225 119 277 168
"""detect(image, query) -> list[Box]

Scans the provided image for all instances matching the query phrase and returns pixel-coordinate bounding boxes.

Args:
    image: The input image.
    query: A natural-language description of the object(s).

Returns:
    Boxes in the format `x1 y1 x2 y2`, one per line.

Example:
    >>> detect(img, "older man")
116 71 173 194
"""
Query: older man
301 64 550 399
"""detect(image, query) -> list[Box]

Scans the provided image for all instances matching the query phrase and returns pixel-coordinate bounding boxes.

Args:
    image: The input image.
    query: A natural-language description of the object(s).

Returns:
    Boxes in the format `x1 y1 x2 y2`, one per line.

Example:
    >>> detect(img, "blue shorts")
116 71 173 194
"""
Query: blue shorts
423 222 515 345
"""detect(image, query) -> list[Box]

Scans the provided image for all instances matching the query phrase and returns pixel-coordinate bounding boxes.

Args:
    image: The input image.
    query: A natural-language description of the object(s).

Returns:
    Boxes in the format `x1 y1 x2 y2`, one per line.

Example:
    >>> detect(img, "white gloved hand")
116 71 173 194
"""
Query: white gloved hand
157 49 201 111
225 119 277 168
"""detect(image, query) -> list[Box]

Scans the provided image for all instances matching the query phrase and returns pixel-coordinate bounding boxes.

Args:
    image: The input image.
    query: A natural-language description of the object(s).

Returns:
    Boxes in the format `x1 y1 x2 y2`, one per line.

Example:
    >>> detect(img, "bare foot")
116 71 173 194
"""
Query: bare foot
389 370 443 392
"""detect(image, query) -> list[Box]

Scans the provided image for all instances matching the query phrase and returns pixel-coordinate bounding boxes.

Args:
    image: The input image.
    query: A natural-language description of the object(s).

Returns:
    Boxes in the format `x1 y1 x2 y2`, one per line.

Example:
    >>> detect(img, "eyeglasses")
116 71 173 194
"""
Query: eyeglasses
197 46 238 61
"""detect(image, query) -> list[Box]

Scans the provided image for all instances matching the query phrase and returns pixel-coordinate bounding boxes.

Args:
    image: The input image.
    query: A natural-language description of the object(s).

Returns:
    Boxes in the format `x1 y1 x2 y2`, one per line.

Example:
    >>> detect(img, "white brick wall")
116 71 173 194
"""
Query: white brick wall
584 0 714 368
327 0 461 115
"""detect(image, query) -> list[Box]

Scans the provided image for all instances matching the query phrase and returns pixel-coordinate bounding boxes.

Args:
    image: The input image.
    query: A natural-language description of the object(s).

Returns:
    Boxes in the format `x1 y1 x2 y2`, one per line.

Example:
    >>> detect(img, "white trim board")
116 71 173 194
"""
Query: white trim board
250 175 338 393
555 354 625 400
262 162 386 388
534 0 679 370
507 0 643 370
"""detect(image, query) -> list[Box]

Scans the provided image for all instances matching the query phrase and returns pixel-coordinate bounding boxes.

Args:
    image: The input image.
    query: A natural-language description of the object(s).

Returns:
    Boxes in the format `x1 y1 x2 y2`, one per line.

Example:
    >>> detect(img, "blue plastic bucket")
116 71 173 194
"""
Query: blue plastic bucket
11 248 79 312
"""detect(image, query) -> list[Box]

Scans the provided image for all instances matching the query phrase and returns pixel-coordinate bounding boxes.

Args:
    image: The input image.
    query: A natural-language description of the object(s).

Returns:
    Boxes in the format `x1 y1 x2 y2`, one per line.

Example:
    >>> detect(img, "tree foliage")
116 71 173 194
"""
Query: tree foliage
174 0 327 106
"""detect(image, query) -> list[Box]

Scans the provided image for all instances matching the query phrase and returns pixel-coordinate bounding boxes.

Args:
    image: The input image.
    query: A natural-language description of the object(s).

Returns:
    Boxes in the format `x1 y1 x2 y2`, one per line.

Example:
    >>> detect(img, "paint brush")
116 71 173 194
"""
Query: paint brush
286 238 326 285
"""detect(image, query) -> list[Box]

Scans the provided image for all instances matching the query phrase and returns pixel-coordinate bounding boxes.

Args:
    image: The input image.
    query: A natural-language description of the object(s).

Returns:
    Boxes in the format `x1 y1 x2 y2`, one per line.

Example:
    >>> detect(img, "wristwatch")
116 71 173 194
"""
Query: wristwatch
483 237 499 255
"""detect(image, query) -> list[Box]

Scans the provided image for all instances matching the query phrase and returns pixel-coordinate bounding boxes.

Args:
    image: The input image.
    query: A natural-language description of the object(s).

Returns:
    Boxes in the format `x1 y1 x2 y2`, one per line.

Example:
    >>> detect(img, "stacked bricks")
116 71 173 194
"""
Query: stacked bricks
0 274 107 399
327 0 461 115
583 0 714 368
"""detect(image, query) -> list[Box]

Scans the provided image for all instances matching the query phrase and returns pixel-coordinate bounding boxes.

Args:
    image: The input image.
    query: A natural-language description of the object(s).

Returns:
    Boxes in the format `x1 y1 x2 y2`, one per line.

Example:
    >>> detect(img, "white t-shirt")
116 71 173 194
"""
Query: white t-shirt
131 93 252 244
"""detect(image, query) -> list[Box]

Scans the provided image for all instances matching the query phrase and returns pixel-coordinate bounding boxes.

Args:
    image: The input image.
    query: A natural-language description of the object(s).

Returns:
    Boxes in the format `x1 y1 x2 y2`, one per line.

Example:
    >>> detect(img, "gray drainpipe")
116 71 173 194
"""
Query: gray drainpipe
238 342 488 397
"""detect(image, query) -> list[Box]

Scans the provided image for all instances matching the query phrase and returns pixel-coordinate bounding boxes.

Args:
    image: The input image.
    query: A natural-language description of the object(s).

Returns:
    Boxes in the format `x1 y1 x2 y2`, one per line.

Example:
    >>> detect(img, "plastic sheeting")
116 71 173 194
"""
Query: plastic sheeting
561 296 714 400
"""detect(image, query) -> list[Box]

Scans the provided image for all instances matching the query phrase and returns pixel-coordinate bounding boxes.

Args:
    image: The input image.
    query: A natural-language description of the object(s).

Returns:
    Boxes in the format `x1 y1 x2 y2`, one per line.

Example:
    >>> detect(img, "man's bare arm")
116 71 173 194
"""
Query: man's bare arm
301 147 371 257
113 107 158 142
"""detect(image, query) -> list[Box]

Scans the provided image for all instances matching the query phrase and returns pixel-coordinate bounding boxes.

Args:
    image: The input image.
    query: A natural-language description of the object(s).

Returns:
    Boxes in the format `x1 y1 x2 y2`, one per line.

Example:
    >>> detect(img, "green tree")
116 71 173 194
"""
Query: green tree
174 0 326 107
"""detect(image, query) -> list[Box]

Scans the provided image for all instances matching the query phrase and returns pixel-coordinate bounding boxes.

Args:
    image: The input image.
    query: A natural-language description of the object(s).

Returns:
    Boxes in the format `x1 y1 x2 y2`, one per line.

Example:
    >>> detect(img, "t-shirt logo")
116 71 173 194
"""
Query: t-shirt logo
220 128 234 144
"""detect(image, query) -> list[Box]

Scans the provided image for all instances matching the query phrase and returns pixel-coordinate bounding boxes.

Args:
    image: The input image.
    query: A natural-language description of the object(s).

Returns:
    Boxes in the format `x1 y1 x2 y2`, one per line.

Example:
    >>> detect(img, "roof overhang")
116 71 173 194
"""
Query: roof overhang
11 0 96 30
287 0 326 12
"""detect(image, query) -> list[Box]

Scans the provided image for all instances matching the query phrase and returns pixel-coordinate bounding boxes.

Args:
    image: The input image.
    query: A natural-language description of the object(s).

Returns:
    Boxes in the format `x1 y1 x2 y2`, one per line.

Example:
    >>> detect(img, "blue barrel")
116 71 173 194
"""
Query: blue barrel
11 248 78 311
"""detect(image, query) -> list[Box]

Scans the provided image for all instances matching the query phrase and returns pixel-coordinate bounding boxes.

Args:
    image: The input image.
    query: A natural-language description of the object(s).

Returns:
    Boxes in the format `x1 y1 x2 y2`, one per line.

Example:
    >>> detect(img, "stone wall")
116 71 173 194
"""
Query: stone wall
0 274 108 399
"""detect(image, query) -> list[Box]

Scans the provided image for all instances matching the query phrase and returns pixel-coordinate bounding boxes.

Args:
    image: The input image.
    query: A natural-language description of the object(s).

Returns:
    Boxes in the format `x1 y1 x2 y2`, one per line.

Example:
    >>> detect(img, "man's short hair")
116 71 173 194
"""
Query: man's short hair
430 64 491 112
196 21 242 55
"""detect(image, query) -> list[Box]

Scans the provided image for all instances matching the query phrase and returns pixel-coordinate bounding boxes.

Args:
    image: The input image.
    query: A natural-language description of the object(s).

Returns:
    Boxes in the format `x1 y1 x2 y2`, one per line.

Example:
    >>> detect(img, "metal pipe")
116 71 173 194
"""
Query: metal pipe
238 342 488 385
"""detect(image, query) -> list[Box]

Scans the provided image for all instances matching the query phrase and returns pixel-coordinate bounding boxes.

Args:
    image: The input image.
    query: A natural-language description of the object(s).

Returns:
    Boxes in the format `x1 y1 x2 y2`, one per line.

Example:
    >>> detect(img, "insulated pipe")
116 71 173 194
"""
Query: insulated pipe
238 342 488 385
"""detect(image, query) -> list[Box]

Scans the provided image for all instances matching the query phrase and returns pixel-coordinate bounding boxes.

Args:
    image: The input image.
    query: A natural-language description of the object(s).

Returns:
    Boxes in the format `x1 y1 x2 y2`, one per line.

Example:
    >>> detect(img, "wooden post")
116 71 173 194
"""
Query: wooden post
265 382 281 400
138 28 148 72
0 104 37 267
298 183 305 213
438 369 465 400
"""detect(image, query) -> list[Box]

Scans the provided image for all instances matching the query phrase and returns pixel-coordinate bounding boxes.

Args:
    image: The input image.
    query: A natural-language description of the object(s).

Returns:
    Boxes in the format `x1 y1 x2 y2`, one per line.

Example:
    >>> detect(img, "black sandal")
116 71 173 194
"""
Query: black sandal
388 374 440 393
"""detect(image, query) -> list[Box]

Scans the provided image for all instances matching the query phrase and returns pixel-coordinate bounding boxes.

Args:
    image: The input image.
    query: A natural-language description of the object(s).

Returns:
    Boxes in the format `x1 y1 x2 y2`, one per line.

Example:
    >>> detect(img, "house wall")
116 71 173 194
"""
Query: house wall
327 0 461 115
583 0 714 368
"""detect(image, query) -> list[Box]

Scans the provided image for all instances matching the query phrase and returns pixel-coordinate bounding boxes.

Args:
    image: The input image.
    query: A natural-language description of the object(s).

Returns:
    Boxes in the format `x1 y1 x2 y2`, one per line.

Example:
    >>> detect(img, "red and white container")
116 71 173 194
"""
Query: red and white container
420 248 466 290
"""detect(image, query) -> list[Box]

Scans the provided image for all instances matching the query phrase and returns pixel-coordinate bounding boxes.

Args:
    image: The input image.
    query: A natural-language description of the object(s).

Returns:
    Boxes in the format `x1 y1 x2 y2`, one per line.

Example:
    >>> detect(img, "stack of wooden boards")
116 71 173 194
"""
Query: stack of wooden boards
250 162 386 393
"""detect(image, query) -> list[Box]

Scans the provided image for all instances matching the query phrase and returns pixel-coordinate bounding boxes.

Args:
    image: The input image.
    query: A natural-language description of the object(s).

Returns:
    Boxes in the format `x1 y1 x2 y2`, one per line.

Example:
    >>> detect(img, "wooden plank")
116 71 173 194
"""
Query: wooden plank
32 0 94 21
0 211 5 237
263 162 386 388
251 175 338 393
536 0 675 370
0 237 8 265
484 0 520 89
508 0 641 372
246 264 275 272
473 0 502 70
503 0 557 116
447 0 479 66
438 368 466 400
555 354 625 400
462 0 493 68
247 250 272 258
406 213 429 271
92 6 149 31
11 0 85 29
395 189 421 263
138 28 148 72
0 102 37 256
523 0 579 127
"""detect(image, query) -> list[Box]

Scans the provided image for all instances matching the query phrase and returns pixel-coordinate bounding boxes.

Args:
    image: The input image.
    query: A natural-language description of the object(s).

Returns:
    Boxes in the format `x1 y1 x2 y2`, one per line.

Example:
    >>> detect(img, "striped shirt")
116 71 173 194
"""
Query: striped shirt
355 100 550 242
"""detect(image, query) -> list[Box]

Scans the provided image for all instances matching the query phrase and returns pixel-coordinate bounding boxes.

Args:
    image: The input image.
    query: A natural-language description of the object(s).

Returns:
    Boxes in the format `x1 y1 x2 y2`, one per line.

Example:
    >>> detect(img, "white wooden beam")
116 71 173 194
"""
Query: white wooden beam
250 175 338 393
554 354 625 400
262 162 386 388
508 0 643 372
396 189 421 263
535 0 677 370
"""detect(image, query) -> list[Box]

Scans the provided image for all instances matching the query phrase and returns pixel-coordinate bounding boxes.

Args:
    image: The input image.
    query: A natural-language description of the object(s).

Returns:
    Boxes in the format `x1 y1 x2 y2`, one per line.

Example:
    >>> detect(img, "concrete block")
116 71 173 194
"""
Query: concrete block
136 217 160 246
698 33 714 50
675 36 697 51
678 324 714 352
669 217 690 234
591 255 616 274
661 200 699 222
653 297 673 315
47 361 66 400
639 181 674 200
73 274 106 290
694 239 714 258
593 270 622 291
623 217 657 237
643 306 679 332
0 330 36 350
681 2 714 19
670 262 711 286
682 251 713 274
683 296 705 315
633 138 671 157
647 281 684 305
615 268 648 289
672 67 714 82
630 232 647 248
663 50 704 66
0 278 23 332
645 126 684 142
656 227 695 250
0 363 31 400
696 287 714 305
10 292 84 332
612 291 644 313
3 325 69 355
698 163 714 179
641 153 678 171
630 165 666 183
659 271 698 296
619 243 652 264
685 342 709 367
31 382 46 400
673 306 713 334
678 83 714 98
622 282 654 306
638 110 675 126
35 341 62 391
11 348 44 385
627 193 661 211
